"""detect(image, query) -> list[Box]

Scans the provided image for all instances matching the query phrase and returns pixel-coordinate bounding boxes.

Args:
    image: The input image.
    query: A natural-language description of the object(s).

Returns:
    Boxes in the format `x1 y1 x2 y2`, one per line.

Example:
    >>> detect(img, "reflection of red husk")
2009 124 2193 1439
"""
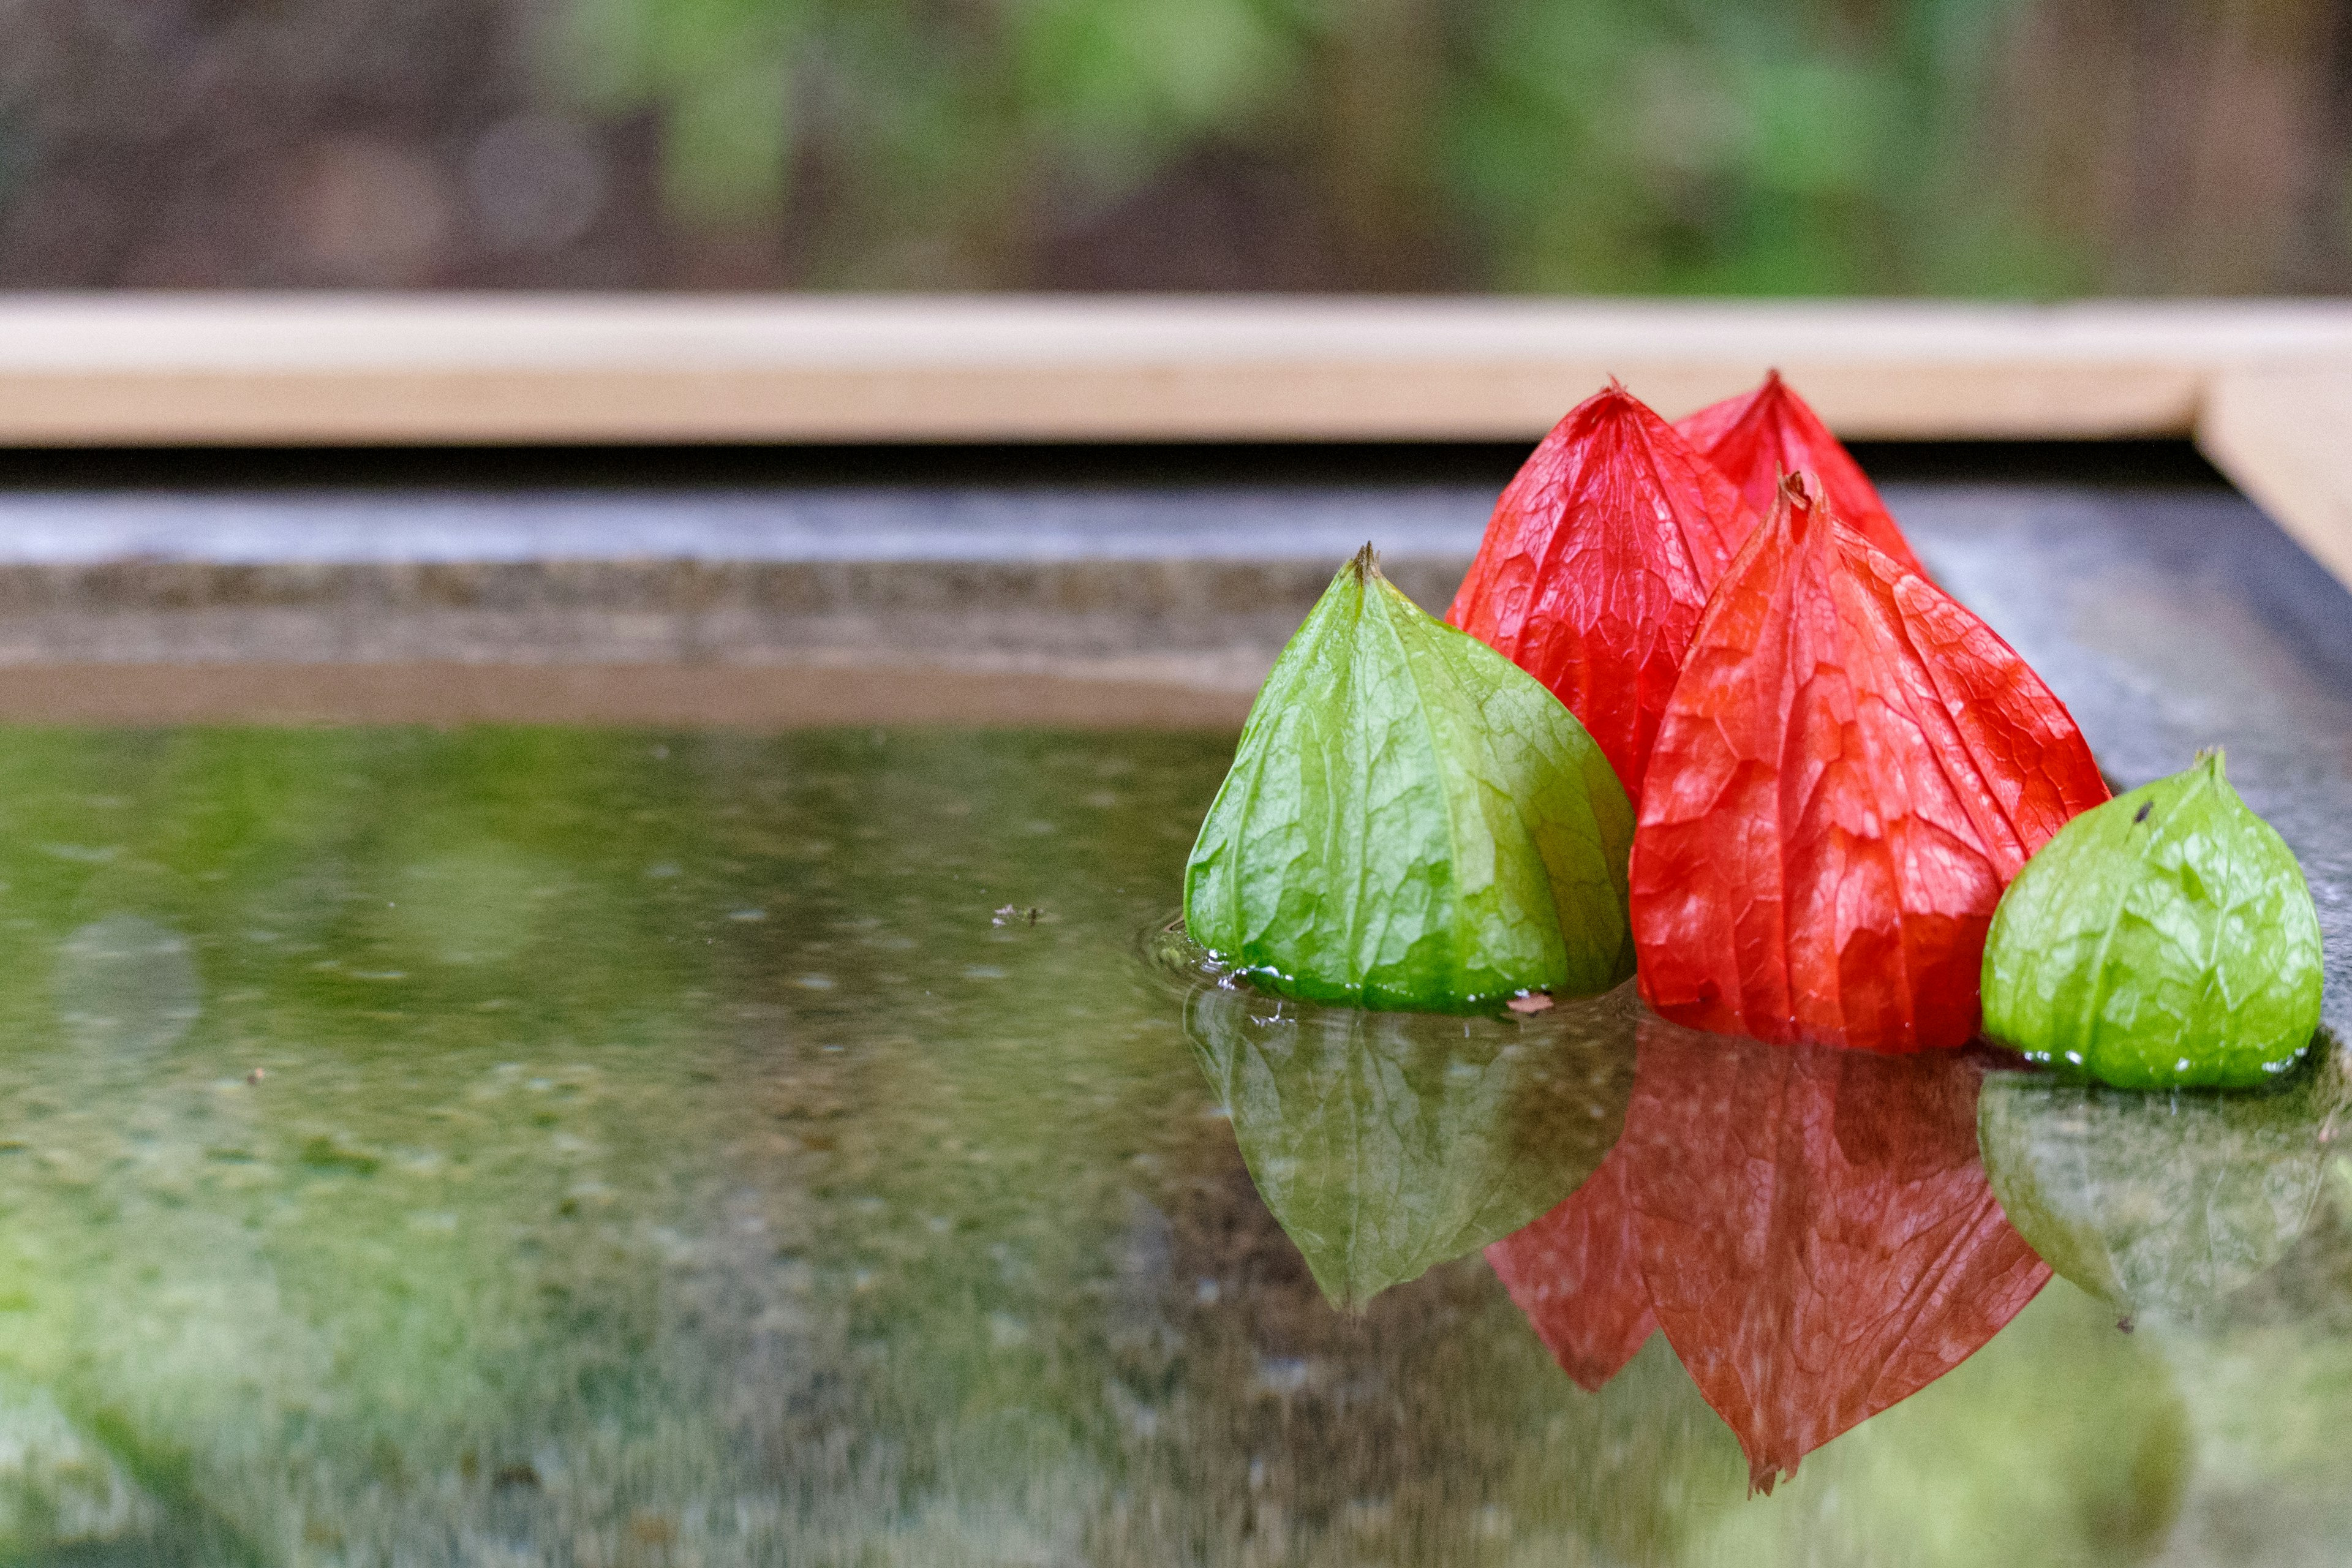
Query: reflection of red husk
1490 1017 2049 1494
1676 371 1926 576
1484 1148 1656 1390
1623 1021 2049 1493
1447 383 1757 801
1629 478 2108 1052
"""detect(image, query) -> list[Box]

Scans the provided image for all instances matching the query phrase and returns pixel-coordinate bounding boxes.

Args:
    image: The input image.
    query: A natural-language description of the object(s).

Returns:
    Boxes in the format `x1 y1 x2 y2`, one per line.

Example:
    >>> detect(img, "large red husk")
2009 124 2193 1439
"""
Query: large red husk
1676 372 1926 576
1447 384 1757 799
1629 478 2109 1052
1489 1017 2049 1493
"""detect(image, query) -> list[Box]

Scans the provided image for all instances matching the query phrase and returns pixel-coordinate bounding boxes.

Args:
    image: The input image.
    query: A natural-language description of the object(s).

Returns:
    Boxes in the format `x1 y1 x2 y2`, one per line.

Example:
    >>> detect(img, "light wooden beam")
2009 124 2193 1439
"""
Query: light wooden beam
2198 366 2352 592
0 293 2346 447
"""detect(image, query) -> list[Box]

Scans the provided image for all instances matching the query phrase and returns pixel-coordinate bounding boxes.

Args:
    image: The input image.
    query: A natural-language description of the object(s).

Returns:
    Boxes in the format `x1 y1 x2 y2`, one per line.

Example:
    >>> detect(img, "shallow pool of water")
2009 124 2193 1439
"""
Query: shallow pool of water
0 473 2345 1564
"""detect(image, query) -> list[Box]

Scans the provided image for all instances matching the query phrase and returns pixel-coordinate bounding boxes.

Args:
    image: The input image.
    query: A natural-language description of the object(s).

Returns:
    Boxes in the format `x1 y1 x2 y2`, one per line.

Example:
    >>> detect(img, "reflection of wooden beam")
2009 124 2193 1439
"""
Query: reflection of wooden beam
2198 368 2352 594
0 662 1257 729
0 295 2348 446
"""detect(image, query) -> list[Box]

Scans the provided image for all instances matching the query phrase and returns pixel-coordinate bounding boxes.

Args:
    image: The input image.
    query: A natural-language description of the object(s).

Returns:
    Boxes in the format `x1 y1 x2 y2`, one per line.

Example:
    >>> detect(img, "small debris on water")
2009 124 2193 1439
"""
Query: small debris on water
1506 992 1555 1015
2116 1316 2135 1334
992 905 1046 927
245 1068 266 1085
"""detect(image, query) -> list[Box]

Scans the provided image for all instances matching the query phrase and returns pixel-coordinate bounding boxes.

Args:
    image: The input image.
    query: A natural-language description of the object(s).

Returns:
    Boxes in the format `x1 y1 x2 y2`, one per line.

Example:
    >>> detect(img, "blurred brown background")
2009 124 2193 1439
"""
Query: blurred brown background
1 0 2345 295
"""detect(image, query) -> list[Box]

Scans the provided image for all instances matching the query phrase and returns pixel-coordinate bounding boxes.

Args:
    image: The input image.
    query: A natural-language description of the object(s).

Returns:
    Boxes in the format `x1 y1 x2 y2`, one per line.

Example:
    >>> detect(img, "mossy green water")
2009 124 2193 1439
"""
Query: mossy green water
0 723 2330 1564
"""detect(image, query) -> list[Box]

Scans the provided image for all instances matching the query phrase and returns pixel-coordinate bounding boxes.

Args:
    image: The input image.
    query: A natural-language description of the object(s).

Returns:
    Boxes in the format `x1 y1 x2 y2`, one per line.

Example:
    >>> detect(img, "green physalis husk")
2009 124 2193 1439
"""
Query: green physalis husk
1183 545 1634 1013
1981 749 2324 1089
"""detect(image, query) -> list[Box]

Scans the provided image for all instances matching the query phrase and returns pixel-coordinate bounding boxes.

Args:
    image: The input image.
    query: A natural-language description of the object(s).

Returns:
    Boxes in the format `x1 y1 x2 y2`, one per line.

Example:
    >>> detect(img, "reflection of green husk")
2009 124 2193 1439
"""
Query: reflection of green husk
1183 548 1634 1013
1186 976 1638 1308
1979 1046 2350 1323
1982 750 2324 1089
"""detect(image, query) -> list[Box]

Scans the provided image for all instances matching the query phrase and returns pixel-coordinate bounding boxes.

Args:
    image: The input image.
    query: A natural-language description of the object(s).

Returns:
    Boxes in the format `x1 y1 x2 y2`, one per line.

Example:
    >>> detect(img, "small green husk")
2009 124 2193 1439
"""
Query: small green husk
1981 750 2324 1089
1182 546 1634 1014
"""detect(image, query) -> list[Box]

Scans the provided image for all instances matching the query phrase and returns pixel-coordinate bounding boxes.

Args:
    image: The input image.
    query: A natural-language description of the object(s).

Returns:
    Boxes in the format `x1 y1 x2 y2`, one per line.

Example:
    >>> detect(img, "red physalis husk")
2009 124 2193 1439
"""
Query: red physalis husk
1448 383 1757 801
1676 371 1926 576
1490 1017 2049 1494
1630 475 2108 1052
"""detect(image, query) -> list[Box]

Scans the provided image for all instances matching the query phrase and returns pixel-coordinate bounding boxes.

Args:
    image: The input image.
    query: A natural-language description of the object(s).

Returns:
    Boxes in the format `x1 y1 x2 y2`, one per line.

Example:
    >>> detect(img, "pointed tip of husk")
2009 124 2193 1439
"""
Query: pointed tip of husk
1743 369 1794 418
2195 745 2228 779
1771 469 1825 537
1351 540 1379 582
1311 1266 1377 1316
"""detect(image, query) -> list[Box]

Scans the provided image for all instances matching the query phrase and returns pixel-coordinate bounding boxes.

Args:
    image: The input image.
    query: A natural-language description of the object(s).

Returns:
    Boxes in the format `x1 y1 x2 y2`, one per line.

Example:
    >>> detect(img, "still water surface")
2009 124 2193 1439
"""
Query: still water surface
0 723 2340 1566
0 480 2348 1565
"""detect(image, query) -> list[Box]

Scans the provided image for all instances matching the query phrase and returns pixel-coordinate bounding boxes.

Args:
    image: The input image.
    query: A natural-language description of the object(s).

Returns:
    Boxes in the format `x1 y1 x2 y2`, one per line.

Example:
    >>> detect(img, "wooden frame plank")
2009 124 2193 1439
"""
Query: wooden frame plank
2199 366 2352 594
0 294 2346 446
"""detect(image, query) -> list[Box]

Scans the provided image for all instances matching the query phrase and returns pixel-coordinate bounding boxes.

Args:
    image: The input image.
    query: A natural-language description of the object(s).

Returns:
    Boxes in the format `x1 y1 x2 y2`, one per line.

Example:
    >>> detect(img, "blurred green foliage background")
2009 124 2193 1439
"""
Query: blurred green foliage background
0 0 2344 292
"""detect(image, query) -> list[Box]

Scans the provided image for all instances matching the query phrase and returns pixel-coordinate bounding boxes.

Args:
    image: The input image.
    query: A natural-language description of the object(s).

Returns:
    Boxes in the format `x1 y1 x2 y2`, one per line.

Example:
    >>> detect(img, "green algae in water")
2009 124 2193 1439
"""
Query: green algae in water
1183 547 1634 1012
0 720 2336 1567
1982 750 2325 1090
0 725 1256 1561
